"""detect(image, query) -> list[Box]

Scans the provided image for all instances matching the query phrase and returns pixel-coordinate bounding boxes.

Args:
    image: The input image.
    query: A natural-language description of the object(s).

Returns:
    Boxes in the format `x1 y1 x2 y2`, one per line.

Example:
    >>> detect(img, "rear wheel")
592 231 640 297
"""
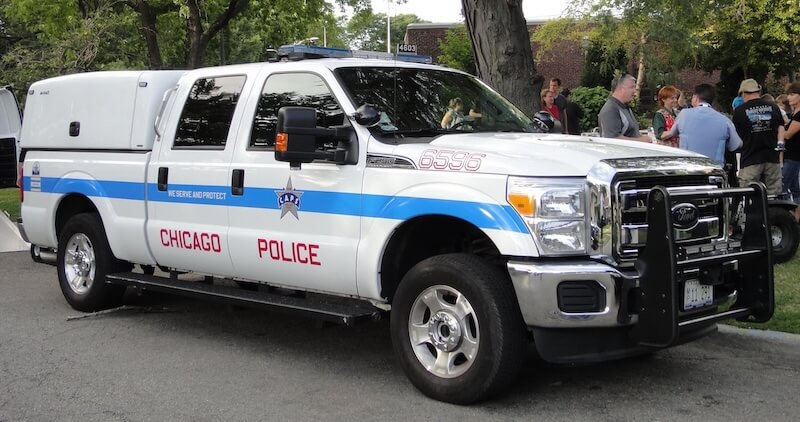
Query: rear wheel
57 213 126 312
768 207 799 263
390 253 526 404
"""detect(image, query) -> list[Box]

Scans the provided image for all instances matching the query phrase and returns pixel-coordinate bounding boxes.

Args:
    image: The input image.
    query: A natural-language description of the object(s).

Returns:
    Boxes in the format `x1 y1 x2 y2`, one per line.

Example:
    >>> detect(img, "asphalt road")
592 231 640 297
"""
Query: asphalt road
1 250 799 422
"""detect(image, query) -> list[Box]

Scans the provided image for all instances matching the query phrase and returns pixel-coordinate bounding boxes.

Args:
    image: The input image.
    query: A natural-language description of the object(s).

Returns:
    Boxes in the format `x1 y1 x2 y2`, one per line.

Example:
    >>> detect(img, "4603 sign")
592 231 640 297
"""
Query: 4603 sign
418 149 485 171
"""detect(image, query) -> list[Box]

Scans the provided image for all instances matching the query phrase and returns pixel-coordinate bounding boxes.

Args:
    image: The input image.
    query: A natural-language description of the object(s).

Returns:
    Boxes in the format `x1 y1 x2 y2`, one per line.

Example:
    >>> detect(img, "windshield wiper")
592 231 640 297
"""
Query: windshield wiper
379 127 461 136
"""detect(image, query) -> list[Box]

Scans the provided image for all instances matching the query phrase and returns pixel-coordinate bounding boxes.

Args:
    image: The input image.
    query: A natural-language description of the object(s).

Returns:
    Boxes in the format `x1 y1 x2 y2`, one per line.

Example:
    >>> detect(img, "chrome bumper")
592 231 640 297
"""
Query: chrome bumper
507 260 633 329
16 217 29 243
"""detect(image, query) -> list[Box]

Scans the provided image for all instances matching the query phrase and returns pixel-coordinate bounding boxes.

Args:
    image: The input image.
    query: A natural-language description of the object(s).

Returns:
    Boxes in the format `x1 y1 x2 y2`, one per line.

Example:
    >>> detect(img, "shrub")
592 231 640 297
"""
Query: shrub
570 86 611 133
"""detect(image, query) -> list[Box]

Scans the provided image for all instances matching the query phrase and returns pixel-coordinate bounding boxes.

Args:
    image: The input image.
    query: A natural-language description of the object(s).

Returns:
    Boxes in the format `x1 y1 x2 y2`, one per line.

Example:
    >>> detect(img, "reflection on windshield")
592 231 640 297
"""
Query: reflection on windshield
335 67 534 137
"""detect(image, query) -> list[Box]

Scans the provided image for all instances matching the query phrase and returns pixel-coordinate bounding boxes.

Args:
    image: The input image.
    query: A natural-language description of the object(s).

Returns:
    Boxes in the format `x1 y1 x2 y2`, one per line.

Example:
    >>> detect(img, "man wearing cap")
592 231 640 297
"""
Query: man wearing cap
732 78 785 195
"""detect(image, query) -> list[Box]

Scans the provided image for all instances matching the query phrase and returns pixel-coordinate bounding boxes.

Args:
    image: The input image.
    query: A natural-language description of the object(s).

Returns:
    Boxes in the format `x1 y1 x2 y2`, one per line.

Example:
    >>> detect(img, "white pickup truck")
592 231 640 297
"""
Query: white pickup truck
12 57 774 404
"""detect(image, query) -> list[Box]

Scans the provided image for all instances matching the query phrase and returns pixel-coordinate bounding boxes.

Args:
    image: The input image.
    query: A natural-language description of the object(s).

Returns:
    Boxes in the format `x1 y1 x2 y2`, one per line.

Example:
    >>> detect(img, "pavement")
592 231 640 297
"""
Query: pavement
0 211 27 252
2 250 800 420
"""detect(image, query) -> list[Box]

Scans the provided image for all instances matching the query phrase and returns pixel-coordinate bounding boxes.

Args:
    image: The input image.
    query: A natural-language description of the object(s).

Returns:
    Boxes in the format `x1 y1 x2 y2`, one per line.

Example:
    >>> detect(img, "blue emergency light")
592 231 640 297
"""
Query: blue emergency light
276 45 432 64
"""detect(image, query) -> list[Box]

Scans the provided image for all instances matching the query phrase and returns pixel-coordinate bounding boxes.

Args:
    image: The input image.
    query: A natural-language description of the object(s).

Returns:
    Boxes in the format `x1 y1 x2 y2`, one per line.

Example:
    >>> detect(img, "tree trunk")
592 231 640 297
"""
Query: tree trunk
461 0 539 117
185 0 250 69
131 1 164 69
634 33 646 98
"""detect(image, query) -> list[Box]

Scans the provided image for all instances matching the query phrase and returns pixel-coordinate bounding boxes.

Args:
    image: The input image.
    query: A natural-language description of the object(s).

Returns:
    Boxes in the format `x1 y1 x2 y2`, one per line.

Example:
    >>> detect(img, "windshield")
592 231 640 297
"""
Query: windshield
335 67 535 137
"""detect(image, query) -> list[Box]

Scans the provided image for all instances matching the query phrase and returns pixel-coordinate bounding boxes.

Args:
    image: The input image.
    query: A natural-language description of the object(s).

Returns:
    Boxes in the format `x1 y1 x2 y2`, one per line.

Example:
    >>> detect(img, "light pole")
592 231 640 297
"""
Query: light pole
387 0 392 53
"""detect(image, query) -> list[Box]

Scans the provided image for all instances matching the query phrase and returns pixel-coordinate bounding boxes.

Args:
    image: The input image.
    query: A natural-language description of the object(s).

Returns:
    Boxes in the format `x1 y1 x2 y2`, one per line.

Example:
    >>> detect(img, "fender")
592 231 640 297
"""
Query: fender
48 174 154 264
768 198 798 211
356 182 539 300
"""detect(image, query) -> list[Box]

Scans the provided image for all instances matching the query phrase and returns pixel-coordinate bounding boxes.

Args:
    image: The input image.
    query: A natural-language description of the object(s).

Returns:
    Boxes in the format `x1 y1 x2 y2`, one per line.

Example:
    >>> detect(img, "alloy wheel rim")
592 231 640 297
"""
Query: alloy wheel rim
771 225 783 247
63 233 96 295
408 285 479 379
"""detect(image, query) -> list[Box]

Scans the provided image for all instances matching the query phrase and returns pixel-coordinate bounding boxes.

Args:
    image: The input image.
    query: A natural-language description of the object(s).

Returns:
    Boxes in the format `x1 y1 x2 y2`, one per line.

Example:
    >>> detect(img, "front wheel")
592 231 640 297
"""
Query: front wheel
390 254 526 404
57 213 126 312
768 207 799 263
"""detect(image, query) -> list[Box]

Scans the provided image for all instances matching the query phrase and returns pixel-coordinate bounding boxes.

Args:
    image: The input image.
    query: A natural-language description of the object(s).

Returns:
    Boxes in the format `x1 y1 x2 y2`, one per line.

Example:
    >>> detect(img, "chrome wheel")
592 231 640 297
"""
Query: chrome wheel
408 285 479 379
63 233 96 295
771 224 783 247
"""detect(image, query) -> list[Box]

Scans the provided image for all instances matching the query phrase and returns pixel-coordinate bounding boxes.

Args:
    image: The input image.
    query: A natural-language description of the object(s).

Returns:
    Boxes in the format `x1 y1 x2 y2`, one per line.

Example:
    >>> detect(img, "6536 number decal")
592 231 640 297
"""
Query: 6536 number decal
418 149 485 171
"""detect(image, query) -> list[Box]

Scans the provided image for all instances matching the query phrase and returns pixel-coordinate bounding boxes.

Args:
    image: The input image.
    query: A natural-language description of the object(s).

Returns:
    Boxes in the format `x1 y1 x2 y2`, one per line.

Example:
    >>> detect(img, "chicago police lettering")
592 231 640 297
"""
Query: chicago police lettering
257 238 321 265
160 229 222 252
275 177 303 219
418 149 485 171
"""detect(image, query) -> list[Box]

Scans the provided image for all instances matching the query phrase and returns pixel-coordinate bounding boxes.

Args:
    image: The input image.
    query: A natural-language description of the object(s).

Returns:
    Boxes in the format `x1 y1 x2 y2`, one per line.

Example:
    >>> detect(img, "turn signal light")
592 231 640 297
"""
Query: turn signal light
508 193 535 217
276 133 288 152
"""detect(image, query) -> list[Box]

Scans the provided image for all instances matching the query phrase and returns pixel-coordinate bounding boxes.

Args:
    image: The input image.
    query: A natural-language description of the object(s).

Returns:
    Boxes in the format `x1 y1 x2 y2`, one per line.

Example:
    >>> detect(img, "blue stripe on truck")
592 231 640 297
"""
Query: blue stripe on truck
24 176 529 233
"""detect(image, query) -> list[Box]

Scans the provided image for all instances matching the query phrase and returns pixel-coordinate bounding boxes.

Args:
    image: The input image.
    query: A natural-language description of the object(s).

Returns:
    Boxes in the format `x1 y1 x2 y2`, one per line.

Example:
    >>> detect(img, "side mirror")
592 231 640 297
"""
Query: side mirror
353 104 380 126
274 106 355 169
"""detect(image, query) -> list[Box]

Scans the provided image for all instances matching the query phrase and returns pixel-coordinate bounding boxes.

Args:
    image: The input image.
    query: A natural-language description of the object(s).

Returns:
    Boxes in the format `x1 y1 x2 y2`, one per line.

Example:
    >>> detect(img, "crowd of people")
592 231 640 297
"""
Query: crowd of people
441 74 800 221
551 74 800 223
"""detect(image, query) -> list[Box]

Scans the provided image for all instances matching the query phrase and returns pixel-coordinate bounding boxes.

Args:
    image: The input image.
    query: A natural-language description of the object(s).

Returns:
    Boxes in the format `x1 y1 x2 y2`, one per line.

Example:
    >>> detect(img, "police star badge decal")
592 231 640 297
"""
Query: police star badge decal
275 177 303 219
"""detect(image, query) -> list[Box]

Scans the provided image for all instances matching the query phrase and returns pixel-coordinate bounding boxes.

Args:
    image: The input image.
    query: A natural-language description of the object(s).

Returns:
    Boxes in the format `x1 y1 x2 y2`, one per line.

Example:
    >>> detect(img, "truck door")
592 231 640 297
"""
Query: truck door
145 74 249 276
227 71 362 295
0 86 21 188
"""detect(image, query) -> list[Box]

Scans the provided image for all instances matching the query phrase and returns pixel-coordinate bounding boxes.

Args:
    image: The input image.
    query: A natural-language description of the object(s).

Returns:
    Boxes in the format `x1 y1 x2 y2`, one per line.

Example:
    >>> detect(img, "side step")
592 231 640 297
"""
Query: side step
106 272 383 326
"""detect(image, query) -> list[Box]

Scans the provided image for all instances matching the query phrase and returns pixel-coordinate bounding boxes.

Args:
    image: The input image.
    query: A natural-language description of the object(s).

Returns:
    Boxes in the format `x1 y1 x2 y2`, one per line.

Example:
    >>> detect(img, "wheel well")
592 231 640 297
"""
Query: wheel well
55 194 99 241
379 215 503 302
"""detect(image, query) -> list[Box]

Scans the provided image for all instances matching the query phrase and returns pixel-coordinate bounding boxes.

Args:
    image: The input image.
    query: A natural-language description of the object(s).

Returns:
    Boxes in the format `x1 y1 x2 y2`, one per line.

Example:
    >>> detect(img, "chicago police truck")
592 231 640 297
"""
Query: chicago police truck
12 55 774 404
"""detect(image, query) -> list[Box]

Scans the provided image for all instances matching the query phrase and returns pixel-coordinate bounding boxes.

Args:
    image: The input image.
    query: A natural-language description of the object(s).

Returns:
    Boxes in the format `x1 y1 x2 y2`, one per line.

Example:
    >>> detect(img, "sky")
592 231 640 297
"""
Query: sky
370 0 569 23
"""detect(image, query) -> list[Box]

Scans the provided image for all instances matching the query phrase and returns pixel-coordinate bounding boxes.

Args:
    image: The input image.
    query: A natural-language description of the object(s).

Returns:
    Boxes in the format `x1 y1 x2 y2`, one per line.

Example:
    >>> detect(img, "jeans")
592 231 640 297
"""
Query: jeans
782 159 800 204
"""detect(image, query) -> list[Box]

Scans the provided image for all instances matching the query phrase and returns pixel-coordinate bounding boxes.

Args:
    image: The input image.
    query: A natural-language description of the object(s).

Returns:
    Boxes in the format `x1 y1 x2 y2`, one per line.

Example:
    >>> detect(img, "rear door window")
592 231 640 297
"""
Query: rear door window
174 75 246 149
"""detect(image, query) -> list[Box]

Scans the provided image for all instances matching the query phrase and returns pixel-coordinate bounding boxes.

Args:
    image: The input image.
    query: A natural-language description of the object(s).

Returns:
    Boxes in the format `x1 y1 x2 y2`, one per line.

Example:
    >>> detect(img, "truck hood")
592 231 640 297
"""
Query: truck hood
389 132 705 177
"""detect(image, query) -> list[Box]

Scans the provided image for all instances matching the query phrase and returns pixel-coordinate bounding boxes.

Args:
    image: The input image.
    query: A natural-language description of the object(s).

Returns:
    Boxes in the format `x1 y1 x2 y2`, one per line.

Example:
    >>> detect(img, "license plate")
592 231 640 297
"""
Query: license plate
684 279 713 310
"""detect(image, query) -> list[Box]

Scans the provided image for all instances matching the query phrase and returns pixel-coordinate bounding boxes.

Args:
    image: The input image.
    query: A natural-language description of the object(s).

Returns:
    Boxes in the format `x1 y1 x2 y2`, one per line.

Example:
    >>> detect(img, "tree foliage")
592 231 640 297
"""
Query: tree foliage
343 10 425 51
697 0 800 104
437 25 475 75
545 0 800 100
0 0 371 98
570 86 611 132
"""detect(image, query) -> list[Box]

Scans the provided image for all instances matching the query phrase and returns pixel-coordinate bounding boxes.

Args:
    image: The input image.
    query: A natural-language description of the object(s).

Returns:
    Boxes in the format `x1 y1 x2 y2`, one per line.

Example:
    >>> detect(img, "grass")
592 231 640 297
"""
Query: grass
727 255 800 334
0 186 797 333
0 187 20 221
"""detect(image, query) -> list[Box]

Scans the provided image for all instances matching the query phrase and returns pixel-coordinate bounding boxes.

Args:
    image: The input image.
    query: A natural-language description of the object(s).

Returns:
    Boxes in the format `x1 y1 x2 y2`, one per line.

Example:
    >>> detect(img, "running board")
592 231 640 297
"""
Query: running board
106 272 382 326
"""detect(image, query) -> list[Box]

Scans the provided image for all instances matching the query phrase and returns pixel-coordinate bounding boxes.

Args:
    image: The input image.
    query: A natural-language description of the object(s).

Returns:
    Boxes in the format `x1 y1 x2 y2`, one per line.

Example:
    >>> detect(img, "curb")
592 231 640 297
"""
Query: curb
0 211 28 253
718 324 800 344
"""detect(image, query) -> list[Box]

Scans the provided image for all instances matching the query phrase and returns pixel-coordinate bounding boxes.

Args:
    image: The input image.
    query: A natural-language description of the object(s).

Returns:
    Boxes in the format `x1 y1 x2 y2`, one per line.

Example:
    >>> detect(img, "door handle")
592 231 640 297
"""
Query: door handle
157 167 168 191
232 169 244 196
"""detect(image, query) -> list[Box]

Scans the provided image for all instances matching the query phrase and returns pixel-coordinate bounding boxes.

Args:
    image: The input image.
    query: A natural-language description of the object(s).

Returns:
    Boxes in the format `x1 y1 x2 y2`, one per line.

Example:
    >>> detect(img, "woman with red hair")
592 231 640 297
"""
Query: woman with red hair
653 85 680 147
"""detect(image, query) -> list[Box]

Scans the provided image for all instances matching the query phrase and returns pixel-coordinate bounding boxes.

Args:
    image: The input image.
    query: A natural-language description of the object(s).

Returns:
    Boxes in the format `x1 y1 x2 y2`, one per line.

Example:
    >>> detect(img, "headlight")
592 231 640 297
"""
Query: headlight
507 177 587 255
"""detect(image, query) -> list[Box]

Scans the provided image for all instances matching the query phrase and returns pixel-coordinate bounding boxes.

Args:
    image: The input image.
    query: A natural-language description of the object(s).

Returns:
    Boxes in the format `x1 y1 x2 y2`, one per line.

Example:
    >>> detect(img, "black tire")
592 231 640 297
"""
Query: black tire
390 253 526 404
57 213 127 312
768 207 799 263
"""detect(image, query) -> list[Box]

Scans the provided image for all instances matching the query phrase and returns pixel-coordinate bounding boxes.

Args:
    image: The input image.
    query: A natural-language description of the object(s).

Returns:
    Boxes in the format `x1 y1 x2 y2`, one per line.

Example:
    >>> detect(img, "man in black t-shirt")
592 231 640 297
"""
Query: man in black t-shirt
561 88 583 135
732 79 786 195
549 78 568 133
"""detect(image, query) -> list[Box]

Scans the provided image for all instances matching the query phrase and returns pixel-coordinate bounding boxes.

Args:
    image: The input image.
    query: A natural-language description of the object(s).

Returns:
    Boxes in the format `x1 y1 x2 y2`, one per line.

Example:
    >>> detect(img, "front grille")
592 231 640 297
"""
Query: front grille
615 175 725 261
